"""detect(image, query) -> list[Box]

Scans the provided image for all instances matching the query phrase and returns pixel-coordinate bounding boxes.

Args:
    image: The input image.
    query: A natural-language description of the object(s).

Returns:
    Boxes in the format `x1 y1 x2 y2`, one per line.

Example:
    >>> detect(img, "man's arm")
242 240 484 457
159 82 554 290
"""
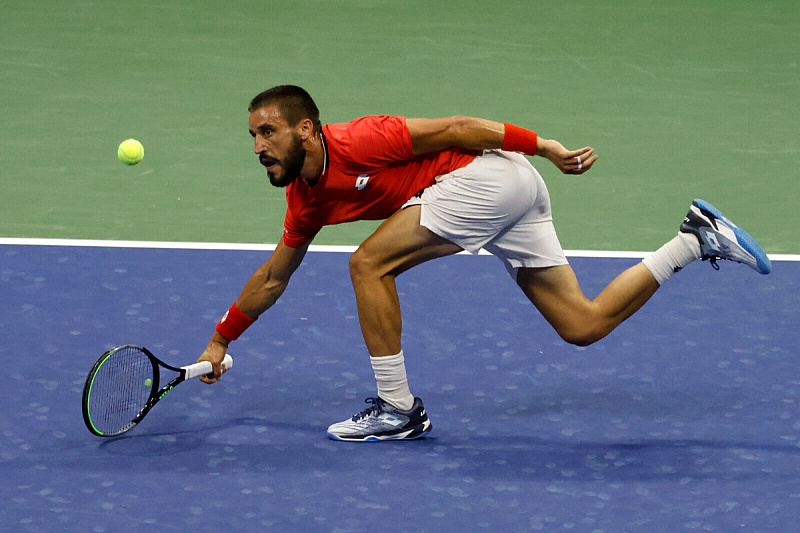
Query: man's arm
406 116 597 175
198 237 310 383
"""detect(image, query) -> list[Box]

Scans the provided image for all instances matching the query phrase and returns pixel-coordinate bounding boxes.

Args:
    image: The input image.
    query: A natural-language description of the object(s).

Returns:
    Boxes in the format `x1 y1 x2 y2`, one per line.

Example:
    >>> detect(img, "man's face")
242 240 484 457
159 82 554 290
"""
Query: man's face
249 104 306 187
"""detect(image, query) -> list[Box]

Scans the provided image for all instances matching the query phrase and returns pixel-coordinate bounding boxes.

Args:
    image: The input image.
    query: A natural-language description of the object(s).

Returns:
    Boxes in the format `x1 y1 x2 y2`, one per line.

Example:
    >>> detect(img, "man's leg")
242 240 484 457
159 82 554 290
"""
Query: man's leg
516 262 660 346
326 205 461 442
516 198 773 346
349 205 462 357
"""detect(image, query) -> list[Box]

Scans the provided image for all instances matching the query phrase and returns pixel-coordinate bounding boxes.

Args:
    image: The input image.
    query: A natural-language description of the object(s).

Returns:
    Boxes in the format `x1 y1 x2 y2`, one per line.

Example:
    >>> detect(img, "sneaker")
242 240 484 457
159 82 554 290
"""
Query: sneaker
680 199 772 274
327 397 432 442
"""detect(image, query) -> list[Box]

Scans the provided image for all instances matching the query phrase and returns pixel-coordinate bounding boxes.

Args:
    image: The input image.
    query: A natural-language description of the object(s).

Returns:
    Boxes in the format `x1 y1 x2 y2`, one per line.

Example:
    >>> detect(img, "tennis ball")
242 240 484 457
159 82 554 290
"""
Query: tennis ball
118 139 144 165
144 378 153 387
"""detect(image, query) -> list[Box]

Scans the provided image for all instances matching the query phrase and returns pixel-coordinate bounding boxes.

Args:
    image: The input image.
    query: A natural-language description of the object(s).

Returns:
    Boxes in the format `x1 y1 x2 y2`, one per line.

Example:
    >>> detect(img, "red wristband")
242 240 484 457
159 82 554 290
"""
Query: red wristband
216 303 256 341
502 123 538 156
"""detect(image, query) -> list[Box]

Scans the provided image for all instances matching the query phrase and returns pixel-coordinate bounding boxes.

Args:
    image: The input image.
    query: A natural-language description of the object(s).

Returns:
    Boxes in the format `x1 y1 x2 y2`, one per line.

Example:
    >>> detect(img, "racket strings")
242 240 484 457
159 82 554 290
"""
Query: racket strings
87 347 155 435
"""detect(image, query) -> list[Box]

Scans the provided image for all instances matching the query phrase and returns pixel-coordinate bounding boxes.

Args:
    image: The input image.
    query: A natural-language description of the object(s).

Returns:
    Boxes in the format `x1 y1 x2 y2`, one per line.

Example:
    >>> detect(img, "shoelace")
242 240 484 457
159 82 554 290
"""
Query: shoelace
351 397 385 422
701 256 721 270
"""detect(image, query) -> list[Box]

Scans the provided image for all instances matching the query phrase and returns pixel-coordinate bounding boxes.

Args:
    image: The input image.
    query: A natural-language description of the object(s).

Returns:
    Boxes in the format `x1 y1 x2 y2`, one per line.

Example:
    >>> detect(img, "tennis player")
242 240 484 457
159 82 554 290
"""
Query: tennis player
198 85 771 442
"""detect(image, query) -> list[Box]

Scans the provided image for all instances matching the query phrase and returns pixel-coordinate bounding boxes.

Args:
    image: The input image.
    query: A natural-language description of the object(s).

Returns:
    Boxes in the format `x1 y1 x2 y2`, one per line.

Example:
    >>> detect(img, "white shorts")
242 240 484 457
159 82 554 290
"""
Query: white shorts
403 150 568 278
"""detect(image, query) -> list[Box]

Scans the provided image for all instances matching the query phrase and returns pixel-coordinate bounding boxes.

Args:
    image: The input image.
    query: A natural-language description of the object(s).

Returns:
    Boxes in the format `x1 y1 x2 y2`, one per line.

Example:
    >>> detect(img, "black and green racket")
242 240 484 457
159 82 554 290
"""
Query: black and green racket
82 344 233 437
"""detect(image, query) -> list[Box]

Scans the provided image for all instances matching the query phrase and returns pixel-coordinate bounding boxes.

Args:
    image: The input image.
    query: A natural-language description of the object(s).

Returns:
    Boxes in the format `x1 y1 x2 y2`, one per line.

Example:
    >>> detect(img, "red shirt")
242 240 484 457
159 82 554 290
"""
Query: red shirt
282 115 478 247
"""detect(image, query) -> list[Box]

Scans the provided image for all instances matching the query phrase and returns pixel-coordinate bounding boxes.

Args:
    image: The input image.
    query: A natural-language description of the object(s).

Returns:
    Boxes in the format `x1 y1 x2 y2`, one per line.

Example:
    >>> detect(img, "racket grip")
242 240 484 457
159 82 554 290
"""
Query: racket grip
184 353 234 380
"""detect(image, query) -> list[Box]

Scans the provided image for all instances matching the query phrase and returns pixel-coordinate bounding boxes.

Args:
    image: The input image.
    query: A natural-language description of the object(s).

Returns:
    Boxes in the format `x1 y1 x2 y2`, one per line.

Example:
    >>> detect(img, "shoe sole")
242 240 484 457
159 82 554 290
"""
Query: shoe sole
693 199 772 275
327 422 432 442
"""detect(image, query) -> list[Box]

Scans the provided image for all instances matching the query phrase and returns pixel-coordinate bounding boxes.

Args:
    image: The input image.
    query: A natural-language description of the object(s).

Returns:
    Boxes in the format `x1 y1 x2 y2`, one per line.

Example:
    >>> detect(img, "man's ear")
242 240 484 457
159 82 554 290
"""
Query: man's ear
298 118 315 142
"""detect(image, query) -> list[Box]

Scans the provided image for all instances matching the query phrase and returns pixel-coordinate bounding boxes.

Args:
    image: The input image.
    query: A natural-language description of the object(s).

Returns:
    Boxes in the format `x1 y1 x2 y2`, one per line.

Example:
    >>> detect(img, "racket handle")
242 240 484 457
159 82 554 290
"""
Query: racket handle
183 353 234 380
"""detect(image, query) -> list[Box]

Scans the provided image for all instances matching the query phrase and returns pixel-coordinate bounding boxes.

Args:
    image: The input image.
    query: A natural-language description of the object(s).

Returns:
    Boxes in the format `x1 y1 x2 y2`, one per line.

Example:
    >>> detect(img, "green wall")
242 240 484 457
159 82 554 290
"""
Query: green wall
3 0 797 252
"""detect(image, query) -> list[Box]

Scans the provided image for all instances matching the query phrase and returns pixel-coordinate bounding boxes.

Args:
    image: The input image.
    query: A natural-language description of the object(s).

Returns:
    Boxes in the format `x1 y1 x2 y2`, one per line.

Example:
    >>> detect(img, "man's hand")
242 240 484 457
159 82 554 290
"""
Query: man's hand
537 138 597 175
197 333 230 384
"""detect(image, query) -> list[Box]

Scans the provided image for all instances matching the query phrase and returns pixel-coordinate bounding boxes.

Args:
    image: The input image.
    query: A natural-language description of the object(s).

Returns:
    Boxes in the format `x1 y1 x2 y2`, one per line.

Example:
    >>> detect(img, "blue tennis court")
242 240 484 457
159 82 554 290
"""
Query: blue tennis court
2 243 798 531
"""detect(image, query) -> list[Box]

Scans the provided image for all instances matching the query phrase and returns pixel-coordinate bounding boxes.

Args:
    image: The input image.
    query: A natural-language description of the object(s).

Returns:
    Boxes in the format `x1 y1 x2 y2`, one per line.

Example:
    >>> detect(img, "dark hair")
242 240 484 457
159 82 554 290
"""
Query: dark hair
249 85 321 134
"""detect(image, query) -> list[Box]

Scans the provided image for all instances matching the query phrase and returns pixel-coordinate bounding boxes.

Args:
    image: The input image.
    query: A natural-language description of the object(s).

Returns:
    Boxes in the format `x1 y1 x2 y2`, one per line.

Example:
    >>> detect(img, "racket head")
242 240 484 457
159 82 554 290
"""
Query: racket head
82 345 160 437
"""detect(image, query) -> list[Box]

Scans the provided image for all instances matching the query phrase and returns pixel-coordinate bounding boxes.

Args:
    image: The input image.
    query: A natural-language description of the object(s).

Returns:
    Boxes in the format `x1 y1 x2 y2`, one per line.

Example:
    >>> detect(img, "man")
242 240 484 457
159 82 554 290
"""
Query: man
198 85 771 442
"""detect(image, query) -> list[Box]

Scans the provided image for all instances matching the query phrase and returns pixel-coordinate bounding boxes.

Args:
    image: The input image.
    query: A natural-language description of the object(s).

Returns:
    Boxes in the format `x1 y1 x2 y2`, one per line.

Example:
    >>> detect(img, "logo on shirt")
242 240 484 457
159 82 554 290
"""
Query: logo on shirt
355 174 370 190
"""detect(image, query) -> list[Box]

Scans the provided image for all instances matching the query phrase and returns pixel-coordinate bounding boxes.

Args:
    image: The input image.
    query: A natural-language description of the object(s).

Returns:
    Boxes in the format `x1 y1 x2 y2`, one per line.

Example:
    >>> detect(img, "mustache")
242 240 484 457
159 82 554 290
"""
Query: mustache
259 154 277 167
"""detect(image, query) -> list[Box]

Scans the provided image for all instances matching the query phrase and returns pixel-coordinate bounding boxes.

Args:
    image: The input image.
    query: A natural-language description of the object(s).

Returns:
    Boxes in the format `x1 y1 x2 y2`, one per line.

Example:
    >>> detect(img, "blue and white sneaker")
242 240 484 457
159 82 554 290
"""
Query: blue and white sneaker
680 199 772 274
327 397 432 442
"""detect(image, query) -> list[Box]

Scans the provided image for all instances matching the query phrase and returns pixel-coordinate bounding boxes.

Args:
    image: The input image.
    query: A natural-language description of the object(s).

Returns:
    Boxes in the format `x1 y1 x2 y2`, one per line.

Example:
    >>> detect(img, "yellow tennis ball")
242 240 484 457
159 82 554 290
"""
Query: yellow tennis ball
145 378 152 387
118 139 144 165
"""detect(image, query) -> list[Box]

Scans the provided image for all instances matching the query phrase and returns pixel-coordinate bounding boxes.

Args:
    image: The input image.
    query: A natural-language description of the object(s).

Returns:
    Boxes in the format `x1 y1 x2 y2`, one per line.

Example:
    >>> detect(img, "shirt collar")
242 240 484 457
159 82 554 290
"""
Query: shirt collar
320 130 328 177
302 130 327 187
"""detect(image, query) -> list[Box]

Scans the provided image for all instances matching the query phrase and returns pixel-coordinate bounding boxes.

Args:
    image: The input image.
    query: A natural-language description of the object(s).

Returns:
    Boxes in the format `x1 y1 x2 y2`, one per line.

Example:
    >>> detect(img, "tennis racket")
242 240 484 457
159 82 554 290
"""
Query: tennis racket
81 344 233 437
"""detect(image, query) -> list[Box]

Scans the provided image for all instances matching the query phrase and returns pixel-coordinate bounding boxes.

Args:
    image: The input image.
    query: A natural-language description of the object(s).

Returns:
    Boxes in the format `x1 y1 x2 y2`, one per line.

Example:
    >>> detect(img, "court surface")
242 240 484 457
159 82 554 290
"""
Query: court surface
2 243 798 532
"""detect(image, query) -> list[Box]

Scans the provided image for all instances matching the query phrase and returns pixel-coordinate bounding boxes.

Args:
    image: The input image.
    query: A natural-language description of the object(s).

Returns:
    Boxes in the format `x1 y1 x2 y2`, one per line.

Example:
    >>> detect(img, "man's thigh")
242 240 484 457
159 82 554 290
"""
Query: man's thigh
516 264 592 327
353 205 463 277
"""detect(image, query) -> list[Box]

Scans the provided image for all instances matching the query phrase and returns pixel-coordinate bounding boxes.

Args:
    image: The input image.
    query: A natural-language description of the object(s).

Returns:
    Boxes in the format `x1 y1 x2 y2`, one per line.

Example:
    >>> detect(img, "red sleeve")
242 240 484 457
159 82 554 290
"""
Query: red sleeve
332 115 413 170
281 205 320 248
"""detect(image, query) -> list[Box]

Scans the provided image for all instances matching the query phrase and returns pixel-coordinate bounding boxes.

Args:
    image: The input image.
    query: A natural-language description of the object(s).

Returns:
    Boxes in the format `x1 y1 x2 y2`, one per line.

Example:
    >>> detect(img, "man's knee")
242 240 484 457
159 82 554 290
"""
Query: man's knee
558 329 601 347
349 245 381 284
554 320 608 347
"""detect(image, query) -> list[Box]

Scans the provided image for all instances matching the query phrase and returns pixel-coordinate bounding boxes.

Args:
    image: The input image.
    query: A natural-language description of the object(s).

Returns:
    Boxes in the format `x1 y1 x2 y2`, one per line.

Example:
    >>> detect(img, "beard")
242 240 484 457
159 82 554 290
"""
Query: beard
266 134 306 188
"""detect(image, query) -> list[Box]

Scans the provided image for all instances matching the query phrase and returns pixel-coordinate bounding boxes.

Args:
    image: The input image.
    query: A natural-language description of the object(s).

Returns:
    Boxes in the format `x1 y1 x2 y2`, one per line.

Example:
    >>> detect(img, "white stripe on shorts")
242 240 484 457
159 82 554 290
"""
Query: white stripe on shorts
403 150 568 277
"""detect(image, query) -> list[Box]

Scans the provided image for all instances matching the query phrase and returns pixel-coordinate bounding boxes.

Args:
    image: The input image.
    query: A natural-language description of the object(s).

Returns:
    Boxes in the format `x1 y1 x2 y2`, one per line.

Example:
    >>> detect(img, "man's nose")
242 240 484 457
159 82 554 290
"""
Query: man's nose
254 136 266 153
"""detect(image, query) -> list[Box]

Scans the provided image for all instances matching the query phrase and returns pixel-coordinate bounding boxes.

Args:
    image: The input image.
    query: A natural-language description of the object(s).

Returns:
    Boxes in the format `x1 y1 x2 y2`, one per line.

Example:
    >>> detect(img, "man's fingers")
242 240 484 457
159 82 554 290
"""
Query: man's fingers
198 361 226 384
574 148 594 165
566 146 594 159
196 340 230 385
564 153 598 174
559 147 594 172
575 153 598 168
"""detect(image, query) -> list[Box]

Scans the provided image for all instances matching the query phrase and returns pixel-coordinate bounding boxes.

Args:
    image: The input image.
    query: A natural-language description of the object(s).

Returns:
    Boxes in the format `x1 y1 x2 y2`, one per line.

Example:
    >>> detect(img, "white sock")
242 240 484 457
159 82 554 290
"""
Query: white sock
371 351 414 411
642 233 702 285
